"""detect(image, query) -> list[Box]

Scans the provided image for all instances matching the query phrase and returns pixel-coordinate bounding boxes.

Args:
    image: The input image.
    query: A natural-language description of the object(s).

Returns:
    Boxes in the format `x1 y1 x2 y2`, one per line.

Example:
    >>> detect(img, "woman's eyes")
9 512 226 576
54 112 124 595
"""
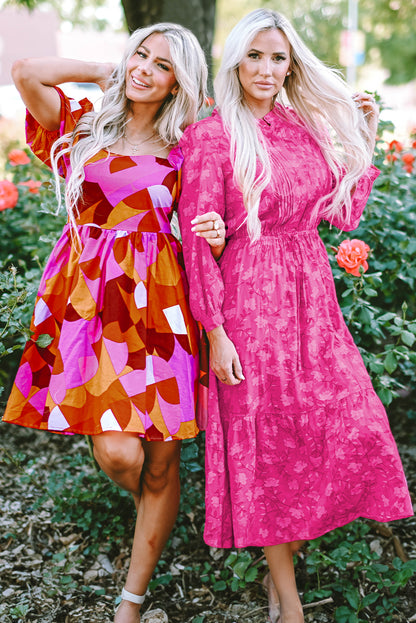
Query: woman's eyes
247 52 286 62
135 50 170 71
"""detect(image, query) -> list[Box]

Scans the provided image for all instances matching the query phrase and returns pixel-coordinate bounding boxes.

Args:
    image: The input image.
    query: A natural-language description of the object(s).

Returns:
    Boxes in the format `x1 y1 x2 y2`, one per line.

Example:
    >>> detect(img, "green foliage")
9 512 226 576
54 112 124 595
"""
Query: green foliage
199 549 263 593
18 450 134 553
319 116 416 413
0 145 65 402
304 520 416 621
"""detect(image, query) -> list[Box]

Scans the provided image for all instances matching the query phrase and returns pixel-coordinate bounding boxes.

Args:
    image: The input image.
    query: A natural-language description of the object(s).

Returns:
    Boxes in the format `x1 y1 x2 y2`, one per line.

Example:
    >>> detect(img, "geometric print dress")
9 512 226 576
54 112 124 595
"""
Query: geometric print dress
2 87 201 440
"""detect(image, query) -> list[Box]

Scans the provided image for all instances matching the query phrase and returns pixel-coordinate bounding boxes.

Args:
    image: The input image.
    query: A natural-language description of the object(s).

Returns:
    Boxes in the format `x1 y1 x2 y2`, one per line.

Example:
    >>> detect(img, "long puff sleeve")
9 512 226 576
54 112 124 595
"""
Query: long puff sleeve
178 120 227 332
326 164 380 231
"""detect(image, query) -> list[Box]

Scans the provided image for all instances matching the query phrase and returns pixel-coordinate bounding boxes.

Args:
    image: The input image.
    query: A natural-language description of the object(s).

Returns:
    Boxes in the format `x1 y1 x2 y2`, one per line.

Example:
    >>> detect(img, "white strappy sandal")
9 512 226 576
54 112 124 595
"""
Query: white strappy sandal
118 588 168 622
121 587 146 606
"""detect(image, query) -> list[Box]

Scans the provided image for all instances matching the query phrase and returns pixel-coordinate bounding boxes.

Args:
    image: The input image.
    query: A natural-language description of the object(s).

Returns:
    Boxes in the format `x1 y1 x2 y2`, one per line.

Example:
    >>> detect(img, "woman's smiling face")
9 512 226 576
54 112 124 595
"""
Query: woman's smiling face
125 32 178 108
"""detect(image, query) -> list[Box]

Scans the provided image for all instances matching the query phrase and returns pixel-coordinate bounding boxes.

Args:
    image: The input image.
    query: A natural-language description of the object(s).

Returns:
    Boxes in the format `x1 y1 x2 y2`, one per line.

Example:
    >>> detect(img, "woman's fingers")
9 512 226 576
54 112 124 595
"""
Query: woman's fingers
191 211 226 247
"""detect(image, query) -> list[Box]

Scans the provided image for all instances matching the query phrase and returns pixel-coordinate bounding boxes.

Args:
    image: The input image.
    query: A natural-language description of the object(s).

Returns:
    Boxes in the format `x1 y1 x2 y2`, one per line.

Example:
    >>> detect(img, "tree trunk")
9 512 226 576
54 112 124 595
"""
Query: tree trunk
120 0 216 90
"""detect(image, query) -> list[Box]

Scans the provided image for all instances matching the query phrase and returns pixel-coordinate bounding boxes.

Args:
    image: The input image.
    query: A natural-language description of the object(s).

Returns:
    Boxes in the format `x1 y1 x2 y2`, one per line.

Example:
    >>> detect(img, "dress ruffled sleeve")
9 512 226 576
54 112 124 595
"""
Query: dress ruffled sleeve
25 86 94 177
178 121 226 333
326 164 380 231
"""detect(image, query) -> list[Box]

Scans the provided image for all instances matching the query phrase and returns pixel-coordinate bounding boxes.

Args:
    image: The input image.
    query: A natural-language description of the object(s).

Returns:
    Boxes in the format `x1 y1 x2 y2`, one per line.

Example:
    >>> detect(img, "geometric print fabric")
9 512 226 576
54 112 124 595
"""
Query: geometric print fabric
2 88 201 440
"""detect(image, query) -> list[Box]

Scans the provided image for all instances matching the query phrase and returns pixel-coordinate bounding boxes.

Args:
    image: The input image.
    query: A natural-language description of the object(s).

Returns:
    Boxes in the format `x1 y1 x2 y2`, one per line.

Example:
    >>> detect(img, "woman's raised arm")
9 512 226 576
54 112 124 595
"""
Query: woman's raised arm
12 57 114 131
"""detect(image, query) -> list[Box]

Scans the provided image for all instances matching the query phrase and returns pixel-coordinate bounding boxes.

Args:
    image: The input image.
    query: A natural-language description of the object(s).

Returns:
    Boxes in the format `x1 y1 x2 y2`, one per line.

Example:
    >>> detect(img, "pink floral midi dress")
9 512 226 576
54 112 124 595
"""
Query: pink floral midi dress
178 106 413 548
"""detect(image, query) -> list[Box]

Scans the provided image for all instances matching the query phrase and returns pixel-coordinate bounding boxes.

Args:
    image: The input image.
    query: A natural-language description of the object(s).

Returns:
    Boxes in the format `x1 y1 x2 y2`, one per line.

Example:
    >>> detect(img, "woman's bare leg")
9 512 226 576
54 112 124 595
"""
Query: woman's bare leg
92 431 145 509
264 543 304 623
92 434 182 623
263 541 305 622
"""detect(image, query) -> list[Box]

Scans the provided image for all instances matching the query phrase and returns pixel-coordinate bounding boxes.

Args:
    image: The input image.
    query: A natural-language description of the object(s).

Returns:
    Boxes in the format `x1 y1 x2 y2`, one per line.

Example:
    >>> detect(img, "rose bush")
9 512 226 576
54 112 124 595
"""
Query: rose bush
320 114 416 410
0 141 65 401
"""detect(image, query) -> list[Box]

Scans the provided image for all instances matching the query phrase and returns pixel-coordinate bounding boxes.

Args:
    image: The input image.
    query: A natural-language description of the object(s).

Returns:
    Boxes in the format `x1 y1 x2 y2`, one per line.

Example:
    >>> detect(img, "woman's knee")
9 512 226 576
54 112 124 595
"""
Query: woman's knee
92 432 145 475
141 443 181 494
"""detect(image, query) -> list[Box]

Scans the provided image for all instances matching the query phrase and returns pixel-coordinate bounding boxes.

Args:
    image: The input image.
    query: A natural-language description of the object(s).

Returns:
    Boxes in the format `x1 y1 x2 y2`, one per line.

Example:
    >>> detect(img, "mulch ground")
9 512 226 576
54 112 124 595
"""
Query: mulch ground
0 408 415 623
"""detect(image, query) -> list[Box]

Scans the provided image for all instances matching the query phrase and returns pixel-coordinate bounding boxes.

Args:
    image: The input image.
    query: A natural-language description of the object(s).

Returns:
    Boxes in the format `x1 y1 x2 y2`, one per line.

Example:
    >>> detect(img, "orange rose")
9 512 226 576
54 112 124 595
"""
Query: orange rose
336 239 370 277
0 180 19 211
19 180 42 194
387 140 403 152
402 152 414 173
8 149 30 166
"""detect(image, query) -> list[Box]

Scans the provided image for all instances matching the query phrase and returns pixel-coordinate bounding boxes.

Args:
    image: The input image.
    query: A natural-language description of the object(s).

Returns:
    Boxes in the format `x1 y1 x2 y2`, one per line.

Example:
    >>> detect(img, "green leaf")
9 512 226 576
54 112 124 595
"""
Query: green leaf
212 580 227 591
335 605 355 623
362 592 379 607
345 587 361 610
377 388 394 406
384 351 398 374
359 307 373 324
363 287 378 297
36 333 53 348
233 559 251 579
244 566 258 582
369 361 385 374
377 312 396 323
401 330 416 347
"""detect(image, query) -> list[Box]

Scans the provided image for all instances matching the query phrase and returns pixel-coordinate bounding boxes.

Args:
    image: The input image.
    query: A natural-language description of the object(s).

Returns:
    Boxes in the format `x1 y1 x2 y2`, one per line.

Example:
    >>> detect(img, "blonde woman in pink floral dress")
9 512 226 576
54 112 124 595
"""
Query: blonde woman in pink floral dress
178 9 413 623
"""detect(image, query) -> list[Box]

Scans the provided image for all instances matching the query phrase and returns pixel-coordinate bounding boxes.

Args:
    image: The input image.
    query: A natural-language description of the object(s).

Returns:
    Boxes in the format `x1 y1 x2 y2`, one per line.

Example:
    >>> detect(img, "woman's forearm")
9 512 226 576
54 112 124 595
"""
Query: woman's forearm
12 57 110 90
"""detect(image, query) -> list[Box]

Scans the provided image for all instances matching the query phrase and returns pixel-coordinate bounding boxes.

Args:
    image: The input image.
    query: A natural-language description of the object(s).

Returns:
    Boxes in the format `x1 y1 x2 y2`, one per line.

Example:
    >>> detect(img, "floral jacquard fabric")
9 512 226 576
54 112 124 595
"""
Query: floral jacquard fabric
178 106 413 548
2 88 201 440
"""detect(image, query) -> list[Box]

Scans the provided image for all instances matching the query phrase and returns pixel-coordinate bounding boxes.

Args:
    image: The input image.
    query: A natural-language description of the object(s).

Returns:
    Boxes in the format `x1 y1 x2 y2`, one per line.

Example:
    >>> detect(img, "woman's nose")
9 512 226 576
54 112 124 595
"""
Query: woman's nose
259 57 272 76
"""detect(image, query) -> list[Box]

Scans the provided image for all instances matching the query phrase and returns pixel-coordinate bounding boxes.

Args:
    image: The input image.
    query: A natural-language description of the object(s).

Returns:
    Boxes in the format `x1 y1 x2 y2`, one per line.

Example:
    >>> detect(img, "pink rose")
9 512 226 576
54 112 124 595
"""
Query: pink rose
0 180 19 211
336 239 370 276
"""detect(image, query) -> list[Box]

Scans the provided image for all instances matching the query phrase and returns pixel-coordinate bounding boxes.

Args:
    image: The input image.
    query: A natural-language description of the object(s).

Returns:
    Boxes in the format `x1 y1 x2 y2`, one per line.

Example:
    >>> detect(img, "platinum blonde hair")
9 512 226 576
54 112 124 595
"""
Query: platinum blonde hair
51 23 207 233
214 8 373 241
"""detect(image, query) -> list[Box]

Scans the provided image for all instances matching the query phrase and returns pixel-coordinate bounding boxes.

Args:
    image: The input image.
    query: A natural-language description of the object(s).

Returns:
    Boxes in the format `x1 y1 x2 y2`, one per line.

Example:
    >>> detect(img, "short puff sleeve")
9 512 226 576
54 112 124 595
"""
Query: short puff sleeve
25 86 93 177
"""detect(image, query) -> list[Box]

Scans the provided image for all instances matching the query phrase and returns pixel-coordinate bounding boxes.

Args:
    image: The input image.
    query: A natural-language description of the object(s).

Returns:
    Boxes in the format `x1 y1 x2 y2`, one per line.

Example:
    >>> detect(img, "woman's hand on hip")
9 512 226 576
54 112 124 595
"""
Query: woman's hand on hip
206 325 245 385
191 211 226 260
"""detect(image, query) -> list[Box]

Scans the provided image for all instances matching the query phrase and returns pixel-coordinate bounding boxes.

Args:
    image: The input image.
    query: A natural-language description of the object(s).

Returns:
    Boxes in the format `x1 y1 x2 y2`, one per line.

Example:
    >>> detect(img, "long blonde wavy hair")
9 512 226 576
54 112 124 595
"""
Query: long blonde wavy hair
214 8 373 242
51 23 207 231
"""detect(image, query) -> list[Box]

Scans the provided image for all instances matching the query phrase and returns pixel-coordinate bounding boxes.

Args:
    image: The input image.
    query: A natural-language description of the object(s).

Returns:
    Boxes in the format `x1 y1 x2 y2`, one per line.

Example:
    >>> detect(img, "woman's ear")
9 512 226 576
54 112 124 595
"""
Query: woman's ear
171 84 179 96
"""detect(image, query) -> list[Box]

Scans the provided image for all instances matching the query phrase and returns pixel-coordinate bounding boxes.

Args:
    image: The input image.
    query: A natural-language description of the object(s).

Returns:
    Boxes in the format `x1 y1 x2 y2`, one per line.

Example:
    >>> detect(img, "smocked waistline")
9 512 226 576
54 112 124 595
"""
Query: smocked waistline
229 228 319 241
69 222 173 235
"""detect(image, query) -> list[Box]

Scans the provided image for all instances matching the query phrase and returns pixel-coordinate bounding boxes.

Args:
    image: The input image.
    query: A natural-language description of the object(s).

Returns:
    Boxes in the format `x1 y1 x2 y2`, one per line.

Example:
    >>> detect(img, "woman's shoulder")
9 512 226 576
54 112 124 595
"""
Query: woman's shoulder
181 109 226 145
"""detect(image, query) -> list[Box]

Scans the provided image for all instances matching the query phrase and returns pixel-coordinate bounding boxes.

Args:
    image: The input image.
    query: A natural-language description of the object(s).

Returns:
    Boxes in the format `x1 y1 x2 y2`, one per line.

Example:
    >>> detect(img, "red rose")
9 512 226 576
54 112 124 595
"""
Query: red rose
8 149 30 166
0 180 19 211
336 239 370 277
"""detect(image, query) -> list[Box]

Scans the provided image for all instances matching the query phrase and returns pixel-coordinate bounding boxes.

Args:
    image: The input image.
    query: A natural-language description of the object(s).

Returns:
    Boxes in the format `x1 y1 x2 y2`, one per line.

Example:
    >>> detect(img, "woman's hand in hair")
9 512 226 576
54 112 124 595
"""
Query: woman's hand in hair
96 63 117 92
353 92 380 152
191 211 227 260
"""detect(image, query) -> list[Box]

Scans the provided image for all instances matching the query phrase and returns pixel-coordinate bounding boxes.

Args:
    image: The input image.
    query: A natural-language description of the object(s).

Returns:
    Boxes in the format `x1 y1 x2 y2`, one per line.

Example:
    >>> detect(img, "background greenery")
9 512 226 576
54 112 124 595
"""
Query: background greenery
7 0 416 86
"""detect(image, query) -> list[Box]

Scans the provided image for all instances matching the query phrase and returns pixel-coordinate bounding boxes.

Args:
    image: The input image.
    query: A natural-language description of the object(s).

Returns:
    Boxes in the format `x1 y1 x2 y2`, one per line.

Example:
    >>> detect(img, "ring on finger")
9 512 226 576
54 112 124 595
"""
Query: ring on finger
214 220 220 230
216 229 221 238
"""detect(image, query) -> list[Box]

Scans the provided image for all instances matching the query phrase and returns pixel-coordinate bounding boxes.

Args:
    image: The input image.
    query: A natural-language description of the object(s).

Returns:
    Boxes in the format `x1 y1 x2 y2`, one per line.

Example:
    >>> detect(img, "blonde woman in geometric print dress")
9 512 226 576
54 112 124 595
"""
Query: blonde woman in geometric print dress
3 23 225 623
